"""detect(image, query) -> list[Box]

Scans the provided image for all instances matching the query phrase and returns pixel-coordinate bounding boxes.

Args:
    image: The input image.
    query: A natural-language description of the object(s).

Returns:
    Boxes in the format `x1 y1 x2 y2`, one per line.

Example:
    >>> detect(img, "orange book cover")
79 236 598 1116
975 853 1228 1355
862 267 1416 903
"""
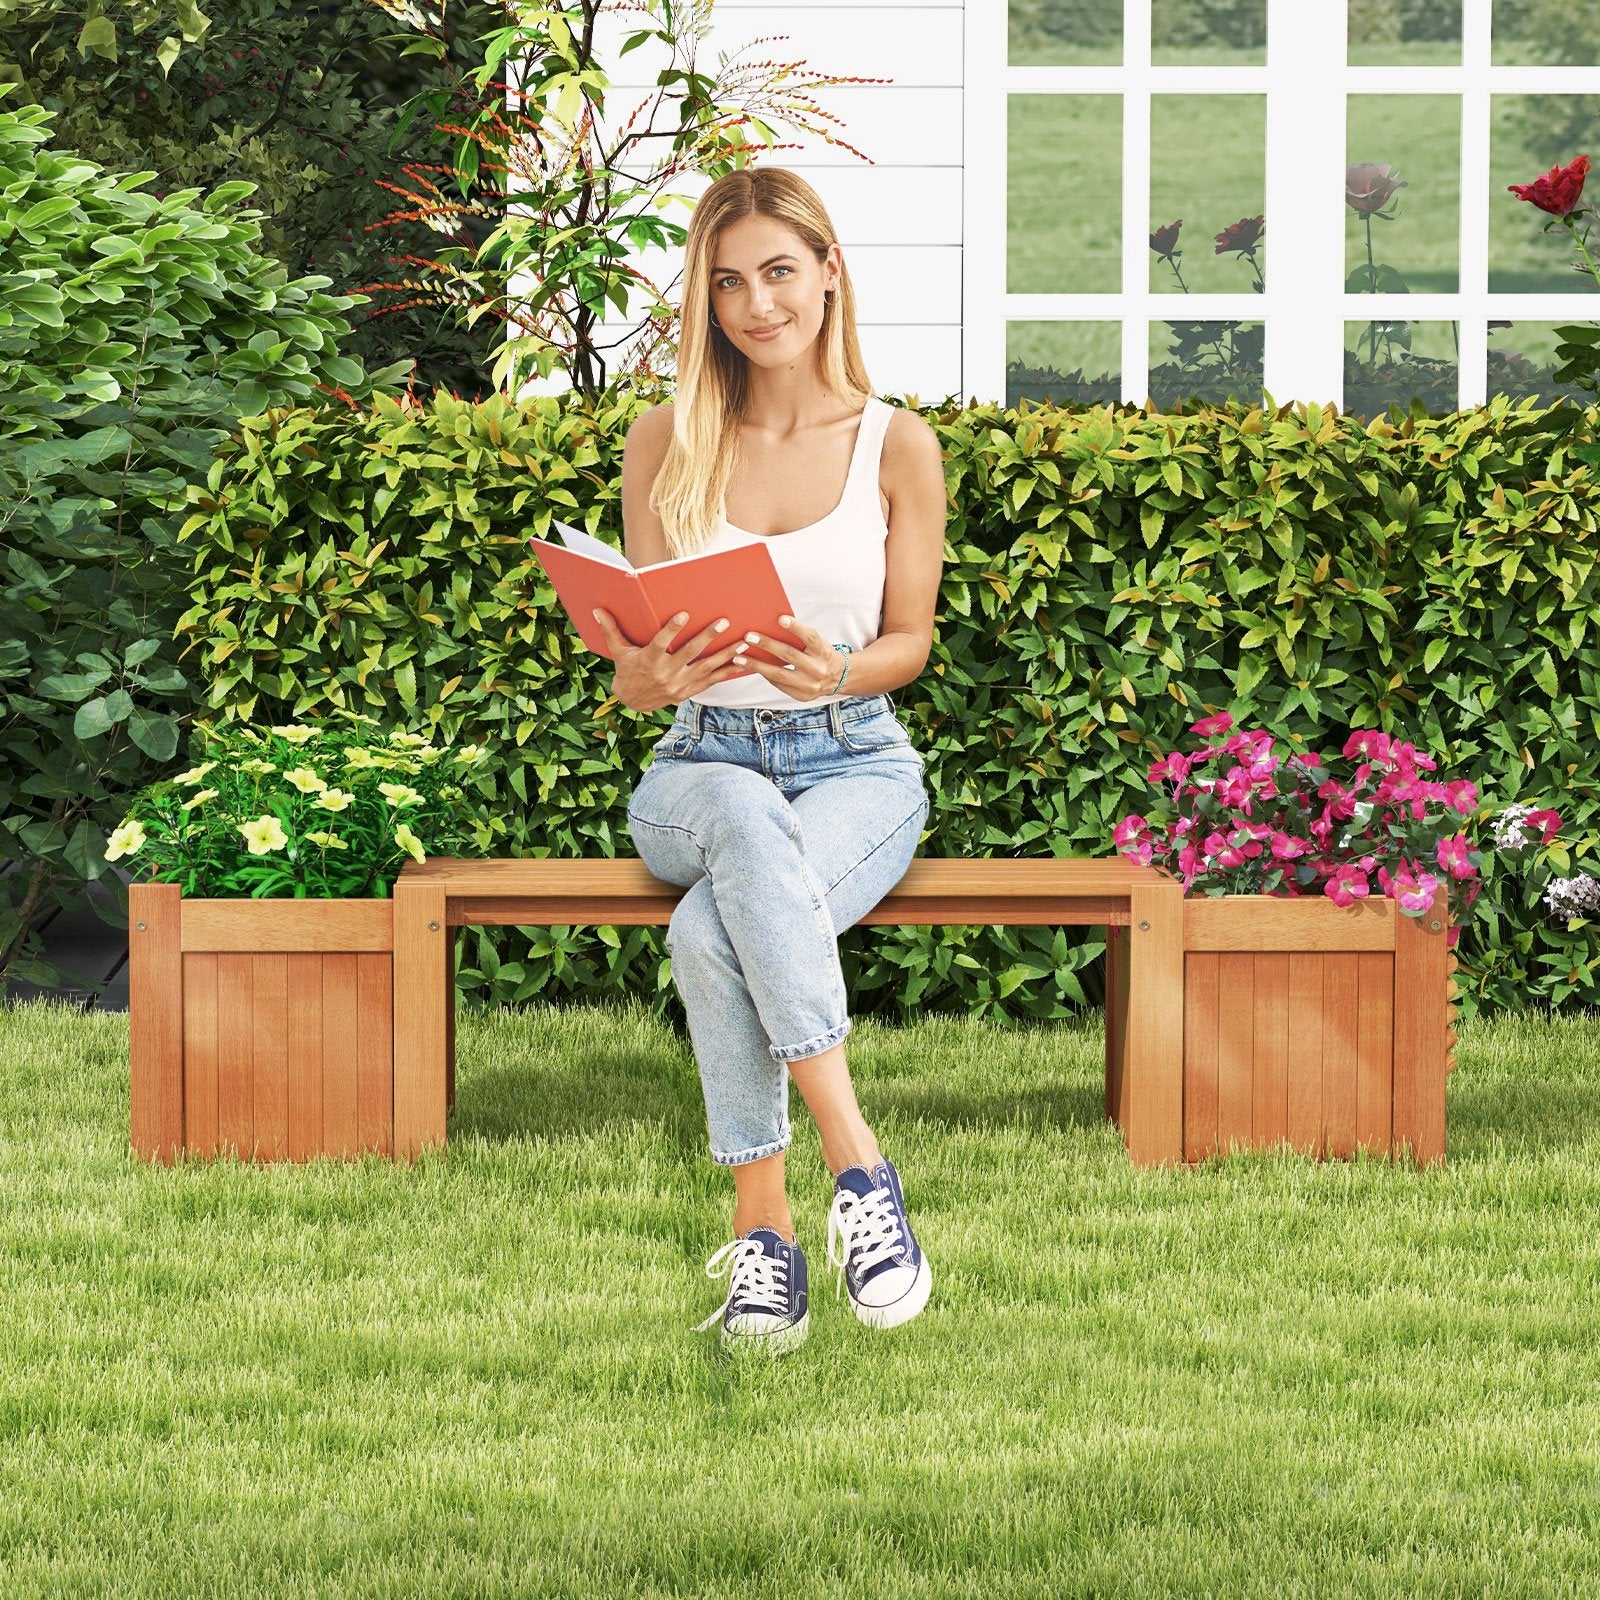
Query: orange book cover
528 519 802 676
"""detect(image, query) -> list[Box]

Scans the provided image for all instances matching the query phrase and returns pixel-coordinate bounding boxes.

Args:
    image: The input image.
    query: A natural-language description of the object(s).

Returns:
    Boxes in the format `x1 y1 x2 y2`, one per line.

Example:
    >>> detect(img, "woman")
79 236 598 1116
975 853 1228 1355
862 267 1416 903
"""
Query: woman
589 167 948 1356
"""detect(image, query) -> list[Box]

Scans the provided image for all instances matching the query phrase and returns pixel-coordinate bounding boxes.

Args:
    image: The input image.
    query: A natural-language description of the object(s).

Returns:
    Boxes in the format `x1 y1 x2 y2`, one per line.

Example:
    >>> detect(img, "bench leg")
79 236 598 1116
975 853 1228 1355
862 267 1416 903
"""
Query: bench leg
393 879 449 1162
1121 882 1185 1166
1105 924 1128 1127
446 929 457 1116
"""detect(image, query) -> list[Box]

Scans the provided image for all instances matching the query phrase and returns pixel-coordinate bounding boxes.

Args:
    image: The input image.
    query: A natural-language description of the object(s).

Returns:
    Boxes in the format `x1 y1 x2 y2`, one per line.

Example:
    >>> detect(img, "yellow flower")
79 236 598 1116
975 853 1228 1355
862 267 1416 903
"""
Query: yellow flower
180 788 219 812
342 747 377 770
239 758 277 775
305 830 349 851
106 819 147 860
389 730 430 748
314 788 357 813
394 822 426 863
377 781 425 808
452 743 486 766
238 816 289 854
172 761 219 786
284 766 329 795
271 724 317 744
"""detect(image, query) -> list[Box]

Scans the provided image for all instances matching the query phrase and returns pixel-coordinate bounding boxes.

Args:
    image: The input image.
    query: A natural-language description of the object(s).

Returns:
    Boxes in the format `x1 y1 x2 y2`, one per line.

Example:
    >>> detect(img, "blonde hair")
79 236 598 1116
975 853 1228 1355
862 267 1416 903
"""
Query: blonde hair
649 167 873 559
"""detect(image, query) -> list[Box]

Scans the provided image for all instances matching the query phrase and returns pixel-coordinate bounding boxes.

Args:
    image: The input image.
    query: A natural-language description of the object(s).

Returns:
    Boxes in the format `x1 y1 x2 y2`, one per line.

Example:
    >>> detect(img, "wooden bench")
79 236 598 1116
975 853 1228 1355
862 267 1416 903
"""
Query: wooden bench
388 856 1186 1164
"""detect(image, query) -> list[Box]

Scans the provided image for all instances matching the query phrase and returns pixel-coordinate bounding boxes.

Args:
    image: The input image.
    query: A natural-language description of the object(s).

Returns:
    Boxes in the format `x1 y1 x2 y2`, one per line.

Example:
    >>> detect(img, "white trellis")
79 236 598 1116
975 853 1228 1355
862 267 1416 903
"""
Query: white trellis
965 0 1600 409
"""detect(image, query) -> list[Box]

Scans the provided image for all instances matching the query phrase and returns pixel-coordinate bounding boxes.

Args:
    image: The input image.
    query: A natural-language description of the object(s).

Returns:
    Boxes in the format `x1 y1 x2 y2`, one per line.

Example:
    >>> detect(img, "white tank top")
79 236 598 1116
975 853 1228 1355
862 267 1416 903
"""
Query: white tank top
688 396 894 710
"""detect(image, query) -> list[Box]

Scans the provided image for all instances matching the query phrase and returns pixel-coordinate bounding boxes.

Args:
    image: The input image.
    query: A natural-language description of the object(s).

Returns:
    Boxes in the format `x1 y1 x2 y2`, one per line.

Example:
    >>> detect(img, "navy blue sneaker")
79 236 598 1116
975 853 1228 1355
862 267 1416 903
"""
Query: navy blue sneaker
691 1227 810 1355
827 1157 932 1329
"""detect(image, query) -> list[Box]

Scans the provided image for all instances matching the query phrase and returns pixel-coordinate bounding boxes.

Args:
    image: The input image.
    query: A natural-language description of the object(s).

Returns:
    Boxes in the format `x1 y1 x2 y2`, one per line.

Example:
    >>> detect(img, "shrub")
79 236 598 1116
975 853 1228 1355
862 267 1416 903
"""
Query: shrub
0 92 409 993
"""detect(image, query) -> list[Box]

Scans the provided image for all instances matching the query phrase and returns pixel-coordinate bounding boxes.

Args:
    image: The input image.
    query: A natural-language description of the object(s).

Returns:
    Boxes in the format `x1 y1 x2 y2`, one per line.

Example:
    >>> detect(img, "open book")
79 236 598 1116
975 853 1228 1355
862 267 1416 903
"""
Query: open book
528 519 801 674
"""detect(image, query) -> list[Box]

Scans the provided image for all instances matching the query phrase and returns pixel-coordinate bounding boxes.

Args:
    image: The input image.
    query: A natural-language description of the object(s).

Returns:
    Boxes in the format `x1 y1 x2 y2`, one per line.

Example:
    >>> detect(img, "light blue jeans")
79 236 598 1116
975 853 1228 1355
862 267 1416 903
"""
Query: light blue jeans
625 692 930 1167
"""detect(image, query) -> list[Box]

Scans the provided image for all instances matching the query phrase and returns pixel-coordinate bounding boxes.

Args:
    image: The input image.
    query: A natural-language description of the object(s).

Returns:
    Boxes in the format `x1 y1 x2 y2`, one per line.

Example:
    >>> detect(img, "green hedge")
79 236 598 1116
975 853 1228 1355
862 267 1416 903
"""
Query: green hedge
169 388 1600 1024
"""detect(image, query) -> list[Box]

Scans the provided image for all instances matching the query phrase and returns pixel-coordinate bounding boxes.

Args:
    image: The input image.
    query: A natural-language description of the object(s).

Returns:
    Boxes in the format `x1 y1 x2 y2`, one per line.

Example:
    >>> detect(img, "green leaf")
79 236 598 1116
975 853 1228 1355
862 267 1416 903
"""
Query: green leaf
76 14 118 61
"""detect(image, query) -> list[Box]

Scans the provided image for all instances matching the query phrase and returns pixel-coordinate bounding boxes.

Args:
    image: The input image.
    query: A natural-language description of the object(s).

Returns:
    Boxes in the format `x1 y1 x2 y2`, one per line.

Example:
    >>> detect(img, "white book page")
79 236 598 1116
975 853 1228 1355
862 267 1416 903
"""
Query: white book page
552 519 629 569
553 516 742 573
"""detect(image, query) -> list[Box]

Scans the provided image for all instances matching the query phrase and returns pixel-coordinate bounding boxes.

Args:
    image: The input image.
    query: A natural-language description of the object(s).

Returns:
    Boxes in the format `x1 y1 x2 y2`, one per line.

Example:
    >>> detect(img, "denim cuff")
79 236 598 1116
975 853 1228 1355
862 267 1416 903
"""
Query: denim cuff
710 1127 793 1167
767 1016 853 1064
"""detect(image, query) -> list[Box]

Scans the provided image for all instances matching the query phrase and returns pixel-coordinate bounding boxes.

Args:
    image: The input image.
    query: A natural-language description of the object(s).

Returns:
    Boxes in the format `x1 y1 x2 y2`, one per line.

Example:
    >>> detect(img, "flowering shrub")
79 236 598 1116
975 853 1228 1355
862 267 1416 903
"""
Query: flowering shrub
105 715 502 898
1113 713 1570 950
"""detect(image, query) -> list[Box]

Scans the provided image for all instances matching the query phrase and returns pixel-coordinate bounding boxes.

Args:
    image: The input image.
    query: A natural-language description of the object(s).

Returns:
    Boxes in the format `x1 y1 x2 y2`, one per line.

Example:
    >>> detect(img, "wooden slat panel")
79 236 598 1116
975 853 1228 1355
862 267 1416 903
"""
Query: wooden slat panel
1185 897 1396 951
1393 887 1450 1166
1184 953 1219 1164
1252 953 1289 1152
357 954 393 1157
1286 955 1325 1156
1356 953 1394 1156
393 880 447 1161
129 882 183 1164
322 954 360 1158
217 953 253 1160
252 954 289 1162
1323 956 1359 1159
1216 953 1255 1157
181 899 392 952
182 953 219 1158
1123 882 1185 1165
287 954 324 1162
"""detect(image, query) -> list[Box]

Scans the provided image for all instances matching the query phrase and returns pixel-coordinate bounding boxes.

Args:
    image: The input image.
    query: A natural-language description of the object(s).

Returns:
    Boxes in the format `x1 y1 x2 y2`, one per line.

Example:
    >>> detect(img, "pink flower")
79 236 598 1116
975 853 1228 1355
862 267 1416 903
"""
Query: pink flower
1325 865 1371 906
1149 752 1192 784
1343 730 1392 764
1271 834 1311 860
1444 779 1478 815
1435 835 1476 880
1387 865 1441 913
1524 808 1562 843
1190 712 1234 738
1113 814 1151 849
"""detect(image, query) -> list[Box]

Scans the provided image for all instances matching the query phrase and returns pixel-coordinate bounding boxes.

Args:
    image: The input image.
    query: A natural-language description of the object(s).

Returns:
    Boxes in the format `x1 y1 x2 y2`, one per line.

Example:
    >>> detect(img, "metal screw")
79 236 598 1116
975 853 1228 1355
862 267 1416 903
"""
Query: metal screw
428 920 440 931
1139 920 1150 931
1429 921 1441 932
136 921 146 931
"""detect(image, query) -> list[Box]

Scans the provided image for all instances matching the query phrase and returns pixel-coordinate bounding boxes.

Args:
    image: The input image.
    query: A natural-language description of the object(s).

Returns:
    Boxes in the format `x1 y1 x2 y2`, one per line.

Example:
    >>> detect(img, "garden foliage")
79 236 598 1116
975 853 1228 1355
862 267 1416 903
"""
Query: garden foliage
0 0 505 398
164 386 1600 1023
0 94 408 990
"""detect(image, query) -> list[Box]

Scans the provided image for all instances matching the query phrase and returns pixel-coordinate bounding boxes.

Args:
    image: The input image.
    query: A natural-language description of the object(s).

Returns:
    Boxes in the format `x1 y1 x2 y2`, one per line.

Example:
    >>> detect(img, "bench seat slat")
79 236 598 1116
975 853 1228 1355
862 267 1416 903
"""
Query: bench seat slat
401 857 1163 902
445 894 1136 928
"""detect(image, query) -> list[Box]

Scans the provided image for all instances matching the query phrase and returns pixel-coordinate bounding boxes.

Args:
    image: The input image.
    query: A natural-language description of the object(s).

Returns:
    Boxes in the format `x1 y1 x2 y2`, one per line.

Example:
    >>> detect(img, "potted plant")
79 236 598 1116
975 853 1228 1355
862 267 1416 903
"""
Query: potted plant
116 713 499 1166
1107 713 1568 1167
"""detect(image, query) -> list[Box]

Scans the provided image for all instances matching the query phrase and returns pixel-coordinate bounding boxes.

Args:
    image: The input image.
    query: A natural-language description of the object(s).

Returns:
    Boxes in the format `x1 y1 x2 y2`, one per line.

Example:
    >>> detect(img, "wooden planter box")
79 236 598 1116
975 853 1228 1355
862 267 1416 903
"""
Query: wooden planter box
1106 885 1455 1166
128 881 451 1164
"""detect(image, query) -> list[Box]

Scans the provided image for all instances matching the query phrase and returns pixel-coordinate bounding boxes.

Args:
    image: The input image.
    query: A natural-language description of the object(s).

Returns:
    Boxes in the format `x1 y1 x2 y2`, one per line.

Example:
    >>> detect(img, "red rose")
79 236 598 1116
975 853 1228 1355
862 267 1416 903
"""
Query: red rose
1508 154 1590 217
1149 219 1183 257
1214 215 1264 255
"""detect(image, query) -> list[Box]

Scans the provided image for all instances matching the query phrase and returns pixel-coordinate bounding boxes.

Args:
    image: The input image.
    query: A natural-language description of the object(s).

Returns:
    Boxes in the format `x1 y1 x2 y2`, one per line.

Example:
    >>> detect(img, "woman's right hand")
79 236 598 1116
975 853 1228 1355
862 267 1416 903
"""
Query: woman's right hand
590 608 751 713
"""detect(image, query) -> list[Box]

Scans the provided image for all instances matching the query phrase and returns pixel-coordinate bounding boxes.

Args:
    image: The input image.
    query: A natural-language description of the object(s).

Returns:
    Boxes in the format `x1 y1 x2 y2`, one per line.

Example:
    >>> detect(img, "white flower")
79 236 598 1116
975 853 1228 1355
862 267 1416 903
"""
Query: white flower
106 819 147 860
284 766 329 795
1545 875 1600 918
238 816 289 854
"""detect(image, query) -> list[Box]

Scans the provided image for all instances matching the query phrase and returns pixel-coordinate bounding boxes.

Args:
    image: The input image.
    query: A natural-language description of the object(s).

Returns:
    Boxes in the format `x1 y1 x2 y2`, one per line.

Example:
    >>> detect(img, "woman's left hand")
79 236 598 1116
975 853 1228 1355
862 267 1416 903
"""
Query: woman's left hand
735 613 849 702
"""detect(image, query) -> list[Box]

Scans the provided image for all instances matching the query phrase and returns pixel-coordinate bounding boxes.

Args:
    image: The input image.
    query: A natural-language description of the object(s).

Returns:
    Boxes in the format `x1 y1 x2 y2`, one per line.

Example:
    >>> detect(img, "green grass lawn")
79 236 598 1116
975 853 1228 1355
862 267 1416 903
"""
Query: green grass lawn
4 995 1600 1597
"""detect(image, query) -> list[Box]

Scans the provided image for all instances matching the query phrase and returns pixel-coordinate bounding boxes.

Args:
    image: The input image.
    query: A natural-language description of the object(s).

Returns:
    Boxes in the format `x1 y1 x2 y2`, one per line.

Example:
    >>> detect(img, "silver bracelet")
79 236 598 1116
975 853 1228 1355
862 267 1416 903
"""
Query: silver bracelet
832 641 852 694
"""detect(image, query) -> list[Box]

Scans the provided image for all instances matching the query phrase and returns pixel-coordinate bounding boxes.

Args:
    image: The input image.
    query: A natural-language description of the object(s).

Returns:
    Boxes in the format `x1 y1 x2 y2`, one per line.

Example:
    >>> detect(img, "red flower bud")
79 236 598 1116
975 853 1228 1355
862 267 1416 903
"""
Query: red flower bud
1149 219 1183 258
1214 215 1264 256
1508 154 1590 217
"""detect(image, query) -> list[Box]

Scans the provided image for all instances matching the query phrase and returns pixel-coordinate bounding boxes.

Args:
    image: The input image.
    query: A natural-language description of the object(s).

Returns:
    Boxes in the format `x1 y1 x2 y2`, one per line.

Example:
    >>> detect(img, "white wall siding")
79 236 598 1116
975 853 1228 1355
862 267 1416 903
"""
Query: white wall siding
510 2 965 407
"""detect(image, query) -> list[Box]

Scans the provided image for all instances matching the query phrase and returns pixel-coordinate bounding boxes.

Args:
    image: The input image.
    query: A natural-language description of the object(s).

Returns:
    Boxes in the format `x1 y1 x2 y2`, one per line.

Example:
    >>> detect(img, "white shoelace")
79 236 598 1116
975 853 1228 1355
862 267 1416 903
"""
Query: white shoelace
827 1186 905 1300
691 1236 792 1333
